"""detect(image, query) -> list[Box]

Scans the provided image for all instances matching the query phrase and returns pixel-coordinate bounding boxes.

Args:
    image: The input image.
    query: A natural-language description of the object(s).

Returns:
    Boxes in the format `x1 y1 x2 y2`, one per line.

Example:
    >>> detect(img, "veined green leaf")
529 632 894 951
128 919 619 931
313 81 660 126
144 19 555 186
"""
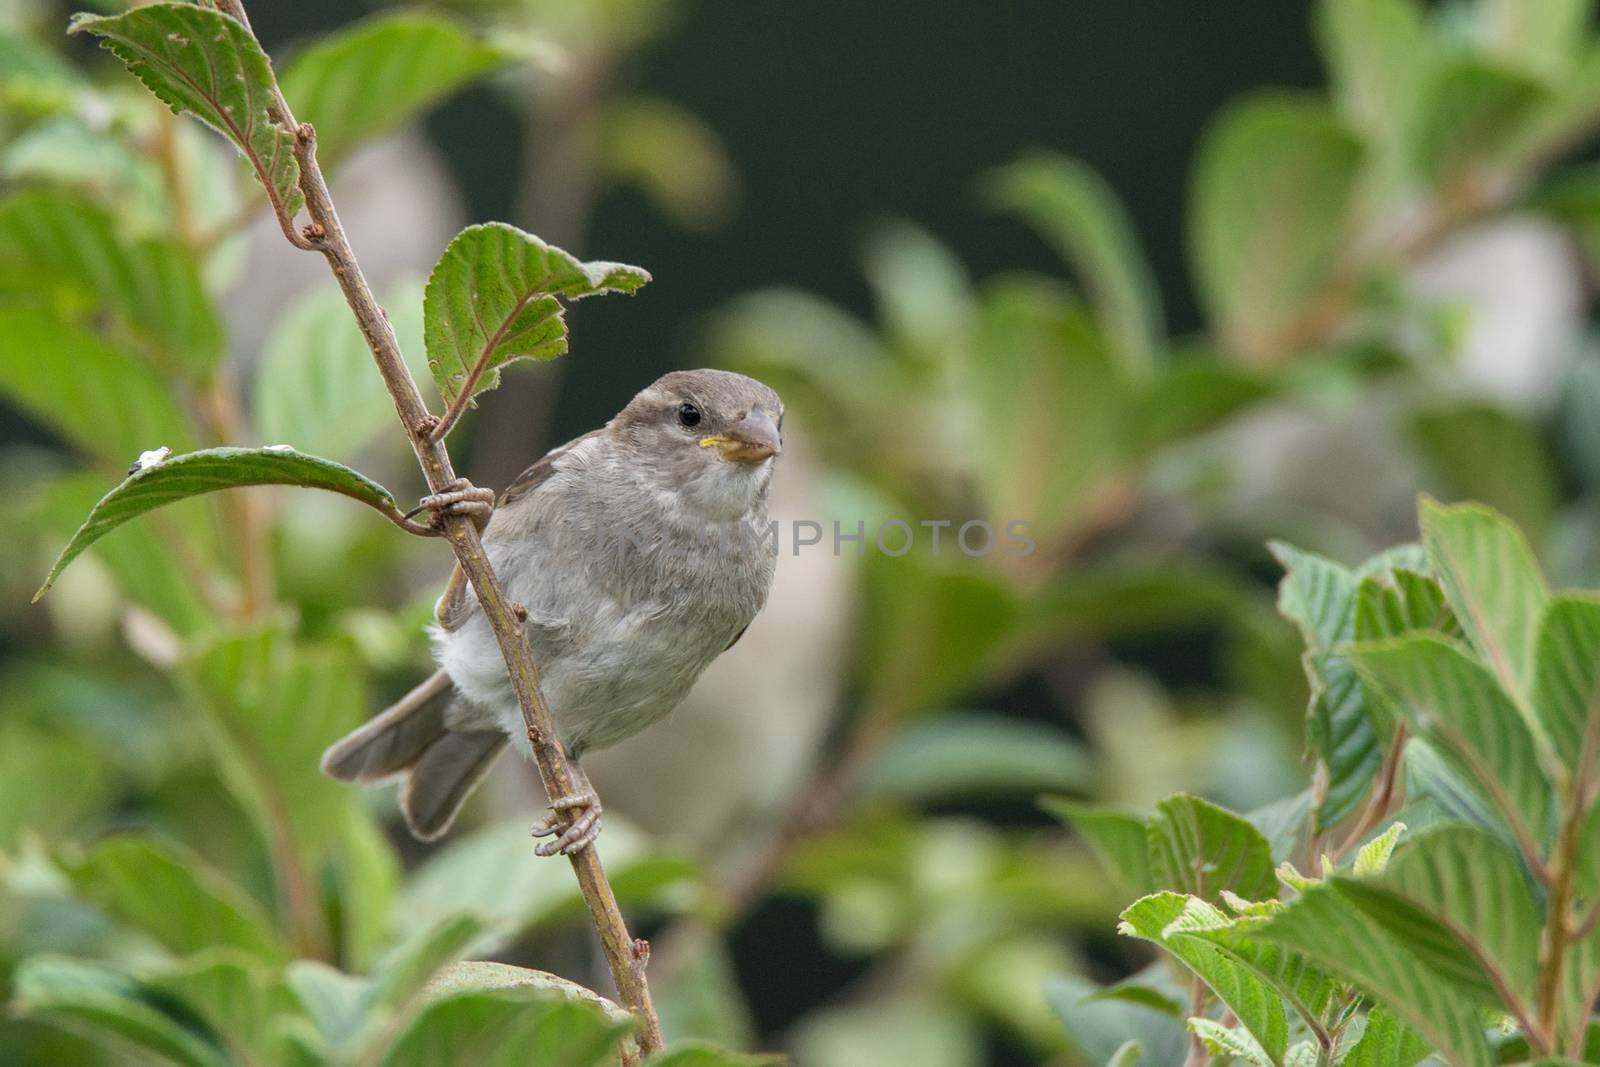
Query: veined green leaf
11 956 232 1067
987 151 1162 371
379 989 633 1067
1119 894 1287 1066
1270 542 1383 830
1420 497 1549 708
70 4 302 217
1187 1018 1273 1067
280 13 508 168
1041 799 1153 896
1530 595 1600 778
1252 882 1493 1067
1147 794 1277 902
1354 570 1457 644
424 222 649 411
1189 94 1362 362
0 189 223 374
1340 1007 1430 1067
370 913 486 1014
0 306 196 467
422 961 632 1028
1352 821 1405 876
35 447 404 600
1351 634 1556 854
1169 910 1339 1036
1362 824 1542 1007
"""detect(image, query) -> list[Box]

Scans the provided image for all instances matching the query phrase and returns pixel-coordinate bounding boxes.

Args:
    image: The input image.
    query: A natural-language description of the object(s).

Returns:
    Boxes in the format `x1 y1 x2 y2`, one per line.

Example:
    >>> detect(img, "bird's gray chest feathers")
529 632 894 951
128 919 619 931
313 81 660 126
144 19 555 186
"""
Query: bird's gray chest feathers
435 435 777 756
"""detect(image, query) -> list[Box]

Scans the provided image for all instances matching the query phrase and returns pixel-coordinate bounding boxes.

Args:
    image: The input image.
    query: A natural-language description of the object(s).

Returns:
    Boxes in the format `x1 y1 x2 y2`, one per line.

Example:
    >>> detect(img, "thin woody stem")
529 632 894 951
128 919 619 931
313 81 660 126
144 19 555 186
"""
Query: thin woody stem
215 0 662 1050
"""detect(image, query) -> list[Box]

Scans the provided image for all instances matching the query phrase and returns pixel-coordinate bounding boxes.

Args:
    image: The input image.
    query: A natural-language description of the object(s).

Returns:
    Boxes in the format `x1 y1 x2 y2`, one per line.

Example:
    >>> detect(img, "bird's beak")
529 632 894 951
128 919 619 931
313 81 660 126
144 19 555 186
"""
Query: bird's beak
700 406 781 464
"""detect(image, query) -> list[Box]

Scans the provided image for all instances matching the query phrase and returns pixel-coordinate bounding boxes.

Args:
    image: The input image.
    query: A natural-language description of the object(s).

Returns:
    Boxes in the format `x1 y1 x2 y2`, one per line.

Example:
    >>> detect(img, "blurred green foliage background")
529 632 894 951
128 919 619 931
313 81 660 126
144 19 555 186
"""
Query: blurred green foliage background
4 0 1600 1064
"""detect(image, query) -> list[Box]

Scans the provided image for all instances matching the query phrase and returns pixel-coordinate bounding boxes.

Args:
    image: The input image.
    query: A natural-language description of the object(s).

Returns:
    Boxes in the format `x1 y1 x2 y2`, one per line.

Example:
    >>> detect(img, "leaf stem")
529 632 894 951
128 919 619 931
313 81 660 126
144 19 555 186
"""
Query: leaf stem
1329 724 1407 866
213 1 662 1048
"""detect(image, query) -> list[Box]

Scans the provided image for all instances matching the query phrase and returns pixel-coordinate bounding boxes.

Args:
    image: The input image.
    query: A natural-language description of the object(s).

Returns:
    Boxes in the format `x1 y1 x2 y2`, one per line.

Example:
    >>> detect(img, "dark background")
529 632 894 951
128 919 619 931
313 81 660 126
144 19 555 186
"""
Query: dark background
247 0 1323 445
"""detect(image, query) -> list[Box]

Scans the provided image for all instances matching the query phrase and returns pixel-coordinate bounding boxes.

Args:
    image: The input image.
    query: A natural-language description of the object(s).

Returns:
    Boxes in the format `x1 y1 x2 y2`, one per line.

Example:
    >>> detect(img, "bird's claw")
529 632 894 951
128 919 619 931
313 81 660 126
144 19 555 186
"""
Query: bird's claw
530 788 602 856
412 477 495 533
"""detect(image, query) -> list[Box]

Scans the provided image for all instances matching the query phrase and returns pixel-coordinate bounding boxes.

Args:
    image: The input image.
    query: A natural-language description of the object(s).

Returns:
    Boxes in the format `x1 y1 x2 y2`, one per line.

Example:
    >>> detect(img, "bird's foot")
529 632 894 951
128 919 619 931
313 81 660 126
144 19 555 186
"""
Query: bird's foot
411 478 495 533
530 788 603 856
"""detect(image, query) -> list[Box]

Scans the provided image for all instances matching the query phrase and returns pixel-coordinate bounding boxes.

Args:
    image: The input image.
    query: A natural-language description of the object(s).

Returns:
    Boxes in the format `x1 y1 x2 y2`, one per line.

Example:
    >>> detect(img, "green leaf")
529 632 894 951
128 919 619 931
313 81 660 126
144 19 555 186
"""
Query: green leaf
35 447 404 600
423 222 649 411
143 951 298 1062
1410 60 1546 186
1041 799 1153 896
859 552 1021 719
1105 1040 1144 1067
987 151 1161 370
0 190 223 375
280 13 508 168
1189 94 1362 361
185 632 367 874
422 962 631 1028
36 470 214 634
1408 405 1559 543
1187 1018 1273 1067
1339 1007 1429 1067
967 281 1126 541
379 990 633 1067
1477 0 1593 80
397 818 689 952
1351 634 1556 854
1128 357 1273 455
857 713 1090 803
69 4 303 217
597 96 741 232
61 836 285 961
1166 909 1339 1036
1353 570 1457 644
1270 542 1384 830
1530 595 1600 778
1148 794 1277 902
11 956 232 1067
370 913 486 1013
1352 821 1405 876
1119 894 1287 1066
644 1042 786 1067
1420 497 1549 707
1362 824 1542 1007
1252 882 1493 1067
253 280 429 460
1046 974 1187 1067
859 219 973 356
1316 0 1430 152
0 306 196 467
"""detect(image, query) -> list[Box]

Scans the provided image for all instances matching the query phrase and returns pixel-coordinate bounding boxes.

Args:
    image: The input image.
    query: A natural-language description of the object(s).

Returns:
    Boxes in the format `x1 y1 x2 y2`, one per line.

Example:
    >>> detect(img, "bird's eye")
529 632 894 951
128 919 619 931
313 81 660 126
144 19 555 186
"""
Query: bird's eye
677 402 702 428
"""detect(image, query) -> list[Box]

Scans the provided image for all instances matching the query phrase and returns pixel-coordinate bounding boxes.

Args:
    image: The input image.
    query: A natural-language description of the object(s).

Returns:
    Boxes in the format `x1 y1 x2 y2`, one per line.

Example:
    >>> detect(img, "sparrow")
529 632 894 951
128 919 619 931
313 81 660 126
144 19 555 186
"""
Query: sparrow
322 369 783 853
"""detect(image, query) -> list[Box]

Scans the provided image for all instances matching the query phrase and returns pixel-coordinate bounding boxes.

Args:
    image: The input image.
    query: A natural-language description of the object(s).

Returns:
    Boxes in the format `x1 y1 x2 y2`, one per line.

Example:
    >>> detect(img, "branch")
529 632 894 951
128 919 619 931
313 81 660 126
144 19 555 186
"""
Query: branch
215 0 661 1049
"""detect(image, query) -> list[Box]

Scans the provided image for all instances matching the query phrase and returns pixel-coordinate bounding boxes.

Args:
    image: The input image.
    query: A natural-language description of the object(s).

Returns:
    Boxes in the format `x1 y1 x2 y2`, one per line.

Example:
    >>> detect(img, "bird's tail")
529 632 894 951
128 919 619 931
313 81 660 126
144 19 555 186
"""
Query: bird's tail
320 669 506 840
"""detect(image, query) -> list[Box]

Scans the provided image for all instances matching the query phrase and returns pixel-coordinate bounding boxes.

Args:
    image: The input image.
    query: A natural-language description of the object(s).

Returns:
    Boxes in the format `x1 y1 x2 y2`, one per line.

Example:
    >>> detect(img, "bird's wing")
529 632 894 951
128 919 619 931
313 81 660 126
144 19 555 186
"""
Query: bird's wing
433 429 604 633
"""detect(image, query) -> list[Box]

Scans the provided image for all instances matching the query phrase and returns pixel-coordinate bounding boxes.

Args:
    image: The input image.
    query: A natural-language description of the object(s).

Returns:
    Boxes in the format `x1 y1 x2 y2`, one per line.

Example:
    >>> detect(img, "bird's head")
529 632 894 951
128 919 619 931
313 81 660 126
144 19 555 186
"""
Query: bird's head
611 368 784 519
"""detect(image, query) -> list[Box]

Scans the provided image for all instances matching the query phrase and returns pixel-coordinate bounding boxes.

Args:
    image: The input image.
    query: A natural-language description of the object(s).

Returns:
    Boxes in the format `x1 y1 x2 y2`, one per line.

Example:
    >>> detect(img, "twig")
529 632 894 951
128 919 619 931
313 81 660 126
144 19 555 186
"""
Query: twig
1328 724 1408 867
214 0 662 1049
